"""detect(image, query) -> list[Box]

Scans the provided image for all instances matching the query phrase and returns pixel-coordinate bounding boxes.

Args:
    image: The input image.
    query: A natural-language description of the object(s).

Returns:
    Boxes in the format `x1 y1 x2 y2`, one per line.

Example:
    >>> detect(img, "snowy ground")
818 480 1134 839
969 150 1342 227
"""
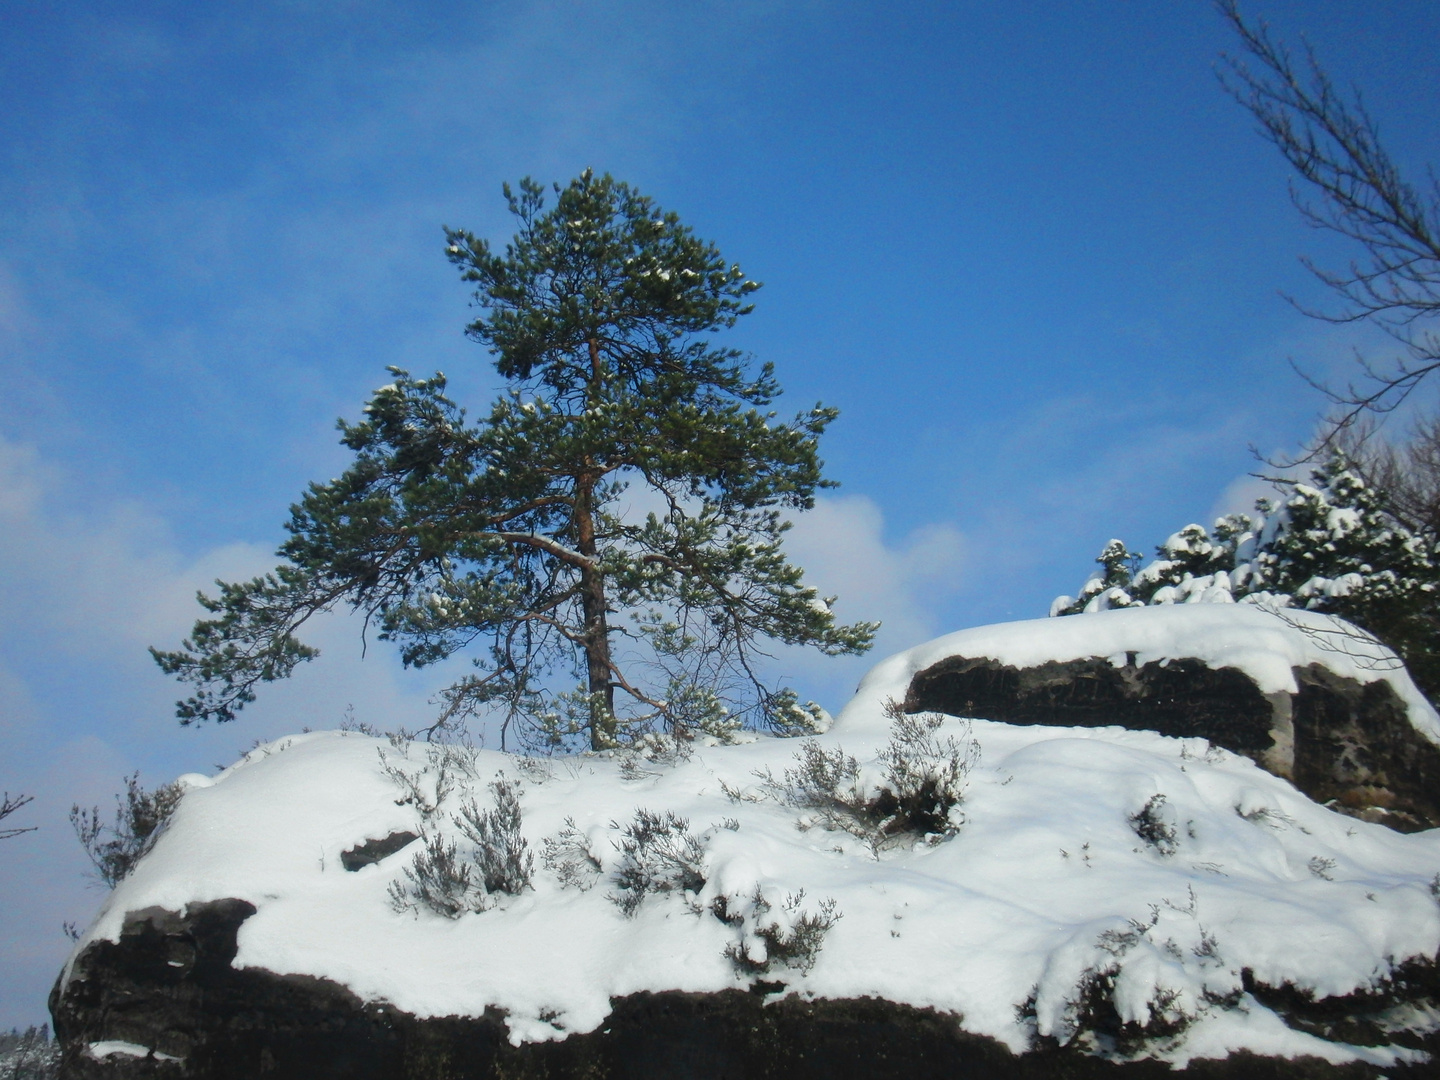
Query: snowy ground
62 607 1440 1069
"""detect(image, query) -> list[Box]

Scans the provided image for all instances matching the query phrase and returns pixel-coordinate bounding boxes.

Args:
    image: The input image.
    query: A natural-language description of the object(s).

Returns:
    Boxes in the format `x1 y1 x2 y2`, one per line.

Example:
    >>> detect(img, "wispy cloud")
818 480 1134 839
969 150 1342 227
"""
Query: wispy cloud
766 494 967 709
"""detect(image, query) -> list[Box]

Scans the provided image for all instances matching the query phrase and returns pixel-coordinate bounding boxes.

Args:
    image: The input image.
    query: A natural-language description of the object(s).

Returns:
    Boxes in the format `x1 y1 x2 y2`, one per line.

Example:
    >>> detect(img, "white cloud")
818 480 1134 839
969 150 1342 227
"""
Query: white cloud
0 437 270 656
772 495 967 708
0 433 459 754
785 495 965 649
1208 470 1290 522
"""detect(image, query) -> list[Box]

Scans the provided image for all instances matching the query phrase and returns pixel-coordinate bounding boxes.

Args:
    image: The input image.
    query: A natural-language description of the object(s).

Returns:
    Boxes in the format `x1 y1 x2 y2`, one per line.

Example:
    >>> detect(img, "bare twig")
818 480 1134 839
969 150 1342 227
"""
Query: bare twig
1217 0 1440 457
0 792 36 841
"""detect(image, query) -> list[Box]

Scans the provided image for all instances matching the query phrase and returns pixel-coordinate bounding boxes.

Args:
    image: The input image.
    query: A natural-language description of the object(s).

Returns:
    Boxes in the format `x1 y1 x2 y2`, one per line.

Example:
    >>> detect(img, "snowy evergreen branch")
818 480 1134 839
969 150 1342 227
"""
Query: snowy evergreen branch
1052 449 1440 696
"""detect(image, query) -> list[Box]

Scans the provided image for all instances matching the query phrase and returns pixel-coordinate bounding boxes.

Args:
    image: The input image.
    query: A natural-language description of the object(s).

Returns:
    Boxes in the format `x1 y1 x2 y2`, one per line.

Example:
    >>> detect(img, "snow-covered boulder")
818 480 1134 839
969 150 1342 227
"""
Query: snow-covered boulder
50 608 1440 1078
852 605 1440 831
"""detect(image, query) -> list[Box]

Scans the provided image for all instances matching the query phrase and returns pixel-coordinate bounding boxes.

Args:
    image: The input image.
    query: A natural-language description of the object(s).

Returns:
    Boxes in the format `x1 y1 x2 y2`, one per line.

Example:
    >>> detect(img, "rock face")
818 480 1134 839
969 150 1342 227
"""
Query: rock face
903 650 1440 831
50 899 1437 1080
339 831 419 872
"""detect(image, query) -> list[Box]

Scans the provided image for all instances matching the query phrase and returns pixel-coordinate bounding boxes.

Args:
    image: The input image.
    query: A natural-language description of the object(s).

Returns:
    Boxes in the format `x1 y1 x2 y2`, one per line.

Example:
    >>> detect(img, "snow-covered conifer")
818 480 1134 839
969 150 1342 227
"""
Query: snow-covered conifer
1051 539 1142 615
152 172 876 749
1052 451 1440 696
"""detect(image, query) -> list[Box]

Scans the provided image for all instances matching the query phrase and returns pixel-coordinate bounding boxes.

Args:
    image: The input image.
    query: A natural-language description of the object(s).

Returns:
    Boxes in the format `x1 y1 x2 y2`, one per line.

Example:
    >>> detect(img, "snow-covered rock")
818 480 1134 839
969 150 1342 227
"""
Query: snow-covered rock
858 605 1440 831
52 608 1440 1078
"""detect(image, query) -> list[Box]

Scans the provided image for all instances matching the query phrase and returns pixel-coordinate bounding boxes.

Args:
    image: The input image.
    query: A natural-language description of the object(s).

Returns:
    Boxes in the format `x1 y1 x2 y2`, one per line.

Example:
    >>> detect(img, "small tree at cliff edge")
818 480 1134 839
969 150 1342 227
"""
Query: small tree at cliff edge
153 171 876 750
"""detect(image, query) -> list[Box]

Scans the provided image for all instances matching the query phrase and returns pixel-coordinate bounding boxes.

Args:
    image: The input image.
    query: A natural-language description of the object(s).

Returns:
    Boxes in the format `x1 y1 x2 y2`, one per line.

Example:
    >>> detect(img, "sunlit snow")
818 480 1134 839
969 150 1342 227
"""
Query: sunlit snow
62 606 1440 1067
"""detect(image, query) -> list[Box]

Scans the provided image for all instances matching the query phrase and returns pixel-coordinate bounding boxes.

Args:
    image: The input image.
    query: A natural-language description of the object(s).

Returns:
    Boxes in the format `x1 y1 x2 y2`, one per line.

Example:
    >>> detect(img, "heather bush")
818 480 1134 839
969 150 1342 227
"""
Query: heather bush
608 809 707 916
70 774 183 888
388 832 487 918
389 773 533 917
541 817 604 891
1129 795 1179 857
455 775 534 896
377 741 479 820
764 699 979 850
716 887 840 976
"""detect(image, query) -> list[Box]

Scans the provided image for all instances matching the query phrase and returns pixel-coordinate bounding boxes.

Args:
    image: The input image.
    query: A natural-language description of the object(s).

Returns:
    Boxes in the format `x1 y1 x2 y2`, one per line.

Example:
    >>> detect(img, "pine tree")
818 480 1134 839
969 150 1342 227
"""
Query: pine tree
1050 539 1141 615
1127 519 1255 607
153 171 877 750
1050 451 1440 696
1258 457 1439 691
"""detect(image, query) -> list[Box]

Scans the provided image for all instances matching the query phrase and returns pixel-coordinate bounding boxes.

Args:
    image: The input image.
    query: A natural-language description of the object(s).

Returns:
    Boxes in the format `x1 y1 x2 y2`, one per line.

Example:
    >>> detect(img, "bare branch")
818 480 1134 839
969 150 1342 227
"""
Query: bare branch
1216 0 1440 454
0 791 36 841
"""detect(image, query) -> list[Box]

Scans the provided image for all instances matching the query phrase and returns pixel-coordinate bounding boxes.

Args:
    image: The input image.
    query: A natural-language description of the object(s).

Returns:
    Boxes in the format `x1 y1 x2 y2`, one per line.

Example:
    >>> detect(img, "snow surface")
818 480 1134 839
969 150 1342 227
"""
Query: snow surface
64 607 1440 1068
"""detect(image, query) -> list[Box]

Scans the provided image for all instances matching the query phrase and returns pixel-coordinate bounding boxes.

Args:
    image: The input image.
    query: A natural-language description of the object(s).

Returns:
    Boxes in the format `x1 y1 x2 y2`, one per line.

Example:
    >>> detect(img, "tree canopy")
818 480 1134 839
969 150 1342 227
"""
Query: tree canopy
153 171 876 750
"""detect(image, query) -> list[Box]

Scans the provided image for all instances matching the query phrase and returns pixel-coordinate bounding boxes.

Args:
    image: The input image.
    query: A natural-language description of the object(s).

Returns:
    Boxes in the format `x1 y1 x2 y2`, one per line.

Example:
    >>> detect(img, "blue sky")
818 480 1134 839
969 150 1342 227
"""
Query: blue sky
3 0 1439 1028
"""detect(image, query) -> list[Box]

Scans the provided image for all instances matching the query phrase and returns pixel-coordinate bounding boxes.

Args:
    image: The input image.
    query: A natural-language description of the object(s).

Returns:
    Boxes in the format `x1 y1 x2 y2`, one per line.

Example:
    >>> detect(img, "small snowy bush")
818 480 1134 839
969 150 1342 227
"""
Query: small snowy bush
1128 794 1179 857
777 740 864 822
389 832 487 918
1033 896 1226 1054
541 817 604 891
70 773 183 888
608 809 707 916
389 774 532 918
1063 968 1196 1054
1235 802 1297 830
765 700 979 849
455 774 534 896
875 700 979 836
716 887 840 977
377 741 479 820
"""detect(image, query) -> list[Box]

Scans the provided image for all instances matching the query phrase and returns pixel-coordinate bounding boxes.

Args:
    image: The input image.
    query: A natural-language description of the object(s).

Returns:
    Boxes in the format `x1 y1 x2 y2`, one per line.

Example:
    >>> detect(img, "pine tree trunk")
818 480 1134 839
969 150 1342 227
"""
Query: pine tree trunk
574 476 615 748
577 337 617 748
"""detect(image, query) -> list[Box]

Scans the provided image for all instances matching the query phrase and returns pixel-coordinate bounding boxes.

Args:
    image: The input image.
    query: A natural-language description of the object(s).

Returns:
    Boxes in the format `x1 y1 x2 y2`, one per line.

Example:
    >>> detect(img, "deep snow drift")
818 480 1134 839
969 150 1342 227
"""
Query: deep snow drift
63 606 1440 1069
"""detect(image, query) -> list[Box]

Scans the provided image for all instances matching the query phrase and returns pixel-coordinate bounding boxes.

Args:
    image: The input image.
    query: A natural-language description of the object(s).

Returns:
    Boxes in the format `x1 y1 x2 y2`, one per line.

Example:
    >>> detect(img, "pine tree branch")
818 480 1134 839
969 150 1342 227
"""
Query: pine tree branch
494 531 595 567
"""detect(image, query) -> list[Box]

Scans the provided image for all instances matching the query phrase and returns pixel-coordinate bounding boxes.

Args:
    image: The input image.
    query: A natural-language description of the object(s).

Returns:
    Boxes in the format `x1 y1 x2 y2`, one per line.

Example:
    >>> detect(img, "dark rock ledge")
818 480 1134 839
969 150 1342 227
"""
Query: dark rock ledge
51 900 1438 1079
340 831 419 872
904 655 1440 831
